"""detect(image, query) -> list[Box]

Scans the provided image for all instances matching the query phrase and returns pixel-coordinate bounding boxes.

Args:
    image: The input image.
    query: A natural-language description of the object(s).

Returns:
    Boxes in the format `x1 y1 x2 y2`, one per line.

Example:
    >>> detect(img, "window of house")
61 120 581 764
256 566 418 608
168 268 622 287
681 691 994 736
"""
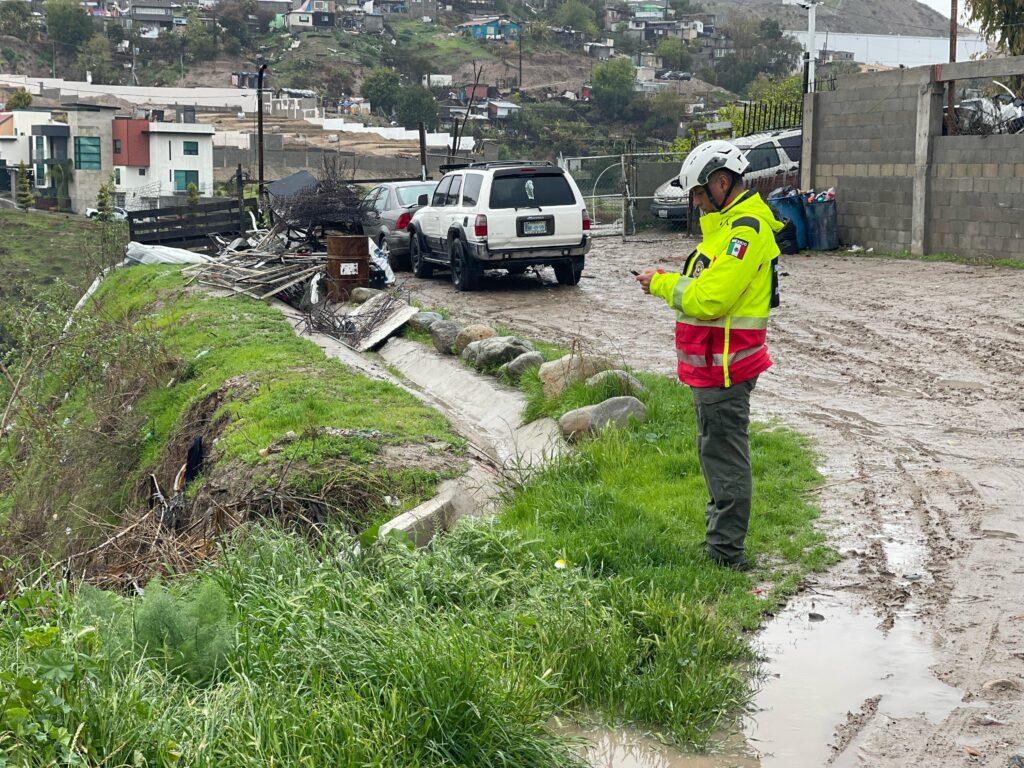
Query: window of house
173 169 199 192
115 168 121 185
113 138 122 153
168 140 172 160
183 140 199 156
139 167 147 176
74 136 101 170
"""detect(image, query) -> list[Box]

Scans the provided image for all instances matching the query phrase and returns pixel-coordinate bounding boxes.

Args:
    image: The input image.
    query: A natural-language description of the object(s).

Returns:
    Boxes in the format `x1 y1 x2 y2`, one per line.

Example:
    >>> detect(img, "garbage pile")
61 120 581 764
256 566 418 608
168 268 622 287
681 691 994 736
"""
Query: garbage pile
767 185 839 252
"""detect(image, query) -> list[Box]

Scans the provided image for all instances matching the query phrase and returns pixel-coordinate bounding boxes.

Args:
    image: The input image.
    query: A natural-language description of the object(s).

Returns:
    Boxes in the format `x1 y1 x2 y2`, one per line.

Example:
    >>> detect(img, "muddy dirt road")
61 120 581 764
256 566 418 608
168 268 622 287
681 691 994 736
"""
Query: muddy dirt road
403 237 1024 767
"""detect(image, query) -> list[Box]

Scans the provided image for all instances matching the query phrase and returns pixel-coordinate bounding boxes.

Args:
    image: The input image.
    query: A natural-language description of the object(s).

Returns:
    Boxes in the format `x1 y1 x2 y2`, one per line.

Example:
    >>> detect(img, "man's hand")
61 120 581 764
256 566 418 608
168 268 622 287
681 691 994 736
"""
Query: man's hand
635 268 660 294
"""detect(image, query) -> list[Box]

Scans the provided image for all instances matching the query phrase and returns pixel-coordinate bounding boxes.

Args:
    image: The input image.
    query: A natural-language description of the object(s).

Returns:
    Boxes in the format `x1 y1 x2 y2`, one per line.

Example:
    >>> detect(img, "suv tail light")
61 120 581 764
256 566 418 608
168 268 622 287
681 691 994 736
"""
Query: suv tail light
474 214 488 238
395 211 412 230
582 209 591 231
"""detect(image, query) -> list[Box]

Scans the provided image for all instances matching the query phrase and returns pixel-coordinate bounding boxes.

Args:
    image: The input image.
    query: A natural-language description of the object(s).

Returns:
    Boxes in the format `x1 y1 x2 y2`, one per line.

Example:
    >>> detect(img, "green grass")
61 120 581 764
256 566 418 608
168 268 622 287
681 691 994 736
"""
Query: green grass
0 270 830 764
390 20 496 70
0 265 462 556
0 209 114 297
846 248 1024 269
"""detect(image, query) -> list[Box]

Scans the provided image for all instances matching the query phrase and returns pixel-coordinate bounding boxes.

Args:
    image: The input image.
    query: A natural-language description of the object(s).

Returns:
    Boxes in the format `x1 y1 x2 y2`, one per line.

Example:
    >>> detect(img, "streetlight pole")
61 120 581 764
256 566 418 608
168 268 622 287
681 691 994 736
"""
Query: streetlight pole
948 0 958 133
786 0 820 93
257 61 268 207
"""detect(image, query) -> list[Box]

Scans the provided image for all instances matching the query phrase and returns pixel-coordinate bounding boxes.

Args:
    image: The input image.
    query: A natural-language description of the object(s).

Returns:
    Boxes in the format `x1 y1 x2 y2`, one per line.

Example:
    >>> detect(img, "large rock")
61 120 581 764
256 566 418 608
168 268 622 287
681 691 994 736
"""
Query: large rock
462 336 535 371
498 351 545 382
454 323 496 355
429 320 461 355
409 311 443 332
586 369 646 396
558 396 647 440
350 286 382 304
538 353 616 398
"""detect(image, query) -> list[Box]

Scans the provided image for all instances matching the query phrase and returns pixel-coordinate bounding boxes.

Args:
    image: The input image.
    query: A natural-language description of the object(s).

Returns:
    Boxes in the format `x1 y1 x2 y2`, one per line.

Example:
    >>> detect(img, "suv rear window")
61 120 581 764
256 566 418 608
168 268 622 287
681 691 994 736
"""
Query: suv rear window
778 134 802 163
489 173 576 209
745 142 779 173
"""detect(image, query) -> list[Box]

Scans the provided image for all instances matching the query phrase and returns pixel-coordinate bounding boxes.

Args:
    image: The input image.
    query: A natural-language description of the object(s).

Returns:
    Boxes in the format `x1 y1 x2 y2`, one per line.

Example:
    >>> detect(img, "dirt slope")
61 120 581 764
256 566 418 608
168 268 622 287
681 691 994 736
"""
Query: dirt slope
708 0 961 37
401 240 1024 767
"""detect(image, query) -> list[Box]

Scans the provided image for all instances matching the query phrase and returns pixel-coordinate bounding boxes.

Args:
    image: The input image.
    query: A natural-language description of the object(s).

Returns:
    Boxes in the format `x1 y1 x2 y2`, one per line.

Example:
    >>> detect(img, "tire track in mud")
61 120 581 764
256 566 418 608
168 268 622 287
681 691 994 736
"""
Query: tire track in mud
404 244 1024 766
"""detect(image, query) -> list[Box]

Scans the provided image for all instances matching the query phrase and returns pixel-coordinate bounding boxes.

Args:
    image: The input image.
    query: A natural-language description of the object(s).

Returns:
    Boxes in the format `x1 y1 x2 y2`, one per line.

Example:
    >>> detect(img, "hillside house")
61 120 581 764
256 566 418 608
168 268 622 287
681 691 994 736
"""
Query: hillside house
486 99 520 119
456 15 521 41
122 0 176 36
603 6 626 31
584 40 614 59
0 101 120 213
112 111 215 209
550 26 587 49
287 0 336 29
422 74 455 88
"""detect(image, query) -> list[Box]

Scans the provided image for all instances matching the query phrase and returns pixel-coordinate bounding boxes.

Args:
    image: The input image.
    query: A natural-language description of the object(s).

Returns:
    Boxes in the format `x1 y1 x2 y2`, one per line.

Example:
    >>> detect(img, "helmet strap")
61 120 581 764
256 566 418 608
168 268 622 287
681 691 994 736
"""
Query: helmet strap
705 173 738 212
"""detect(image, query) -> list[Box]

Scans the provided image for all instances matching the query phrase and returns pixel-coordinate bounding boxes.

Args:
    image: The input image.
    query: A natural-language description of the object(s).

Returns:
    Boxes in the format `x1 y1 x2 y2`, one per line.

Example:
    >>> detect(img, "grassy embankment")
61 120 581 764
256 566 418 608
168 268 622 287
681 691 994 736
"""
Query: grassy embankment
0 209 114 298
0 264 829 766
865 249 1024 270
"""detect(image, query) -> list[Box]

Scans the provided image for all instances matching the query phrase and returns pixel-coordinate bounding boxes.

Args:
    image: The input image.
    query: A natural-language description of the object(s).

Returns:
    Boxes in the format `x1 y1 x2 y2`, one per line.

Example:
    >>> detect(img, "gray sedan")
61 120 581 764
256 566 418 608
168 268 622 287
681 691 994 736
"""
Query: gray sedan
359 181 438 270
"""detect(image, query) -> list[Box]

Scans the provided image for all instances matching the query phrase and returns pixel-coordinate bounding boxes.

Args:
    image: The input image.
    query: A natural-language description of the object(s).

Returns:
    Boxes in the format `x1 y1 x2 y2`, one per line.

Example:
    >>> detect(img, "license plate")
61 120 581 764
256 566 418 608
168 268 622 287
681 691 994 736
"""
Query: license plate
658 210 668 218
523 220 548 235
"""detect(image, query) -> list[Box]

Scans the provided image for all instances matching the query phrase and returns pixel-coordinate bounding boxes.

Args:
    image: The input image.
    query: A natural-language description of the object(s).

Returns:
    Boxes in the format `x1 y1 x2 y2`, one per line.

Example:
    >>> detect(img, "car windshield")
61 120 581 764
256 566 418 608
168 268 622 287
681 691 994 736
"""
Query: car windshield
489 173 576 209
396 183 437 206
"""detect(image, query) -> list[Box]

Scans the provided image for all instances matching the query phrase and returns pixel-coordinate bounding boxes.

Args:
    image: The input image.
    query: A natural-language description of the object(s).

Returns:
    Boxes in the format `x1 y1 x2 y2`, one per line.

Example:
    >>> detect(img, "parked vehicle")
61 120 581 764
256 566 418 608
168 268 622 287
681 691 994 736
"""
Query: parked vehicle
85 206 127 220
359 180 438 270
650 128 802 225
407 161 591 291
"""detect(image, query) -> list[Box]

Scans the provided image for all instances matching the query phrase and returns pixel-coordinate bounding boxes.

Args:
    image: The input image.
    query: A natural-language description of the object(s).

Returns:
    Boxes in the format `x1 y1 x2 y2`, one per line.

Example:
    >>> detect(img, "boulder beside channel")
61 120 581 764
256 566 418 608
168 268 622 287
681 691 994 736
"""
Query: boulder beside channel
538 353 615 398
558 396 647 440
454 324 496 355
429 320 461 355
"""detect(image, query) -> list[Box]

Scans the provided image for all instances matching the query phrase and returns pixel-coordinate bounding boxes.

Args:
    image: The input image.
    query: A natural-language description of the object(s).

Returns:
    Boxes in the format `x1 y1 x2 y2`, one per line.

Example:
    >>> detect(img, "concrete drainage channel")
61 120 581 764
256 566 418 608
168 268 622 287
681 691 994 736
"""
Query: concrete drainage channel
278 303 739 767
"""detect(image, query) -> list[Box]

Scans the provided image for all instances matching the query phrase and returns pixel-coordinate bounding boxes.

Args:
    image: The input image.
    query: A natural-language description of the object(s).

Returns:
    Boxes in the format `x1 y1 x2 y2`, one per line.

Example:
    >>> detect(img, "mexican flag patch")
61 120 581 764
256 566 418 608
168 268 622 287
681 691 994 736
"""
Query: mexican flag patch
726 238 749 260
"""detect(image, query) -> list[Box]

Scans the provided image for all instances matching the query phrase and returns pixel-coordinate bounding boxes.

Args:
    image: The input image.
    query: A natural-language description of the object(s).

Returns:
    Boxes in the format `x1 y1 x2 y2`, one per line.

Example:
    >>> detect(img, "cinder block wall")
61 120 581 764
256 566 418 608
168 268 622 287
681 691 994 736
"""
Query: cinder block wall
809 66 1024 259
809 69 919 253
928 135 1024 257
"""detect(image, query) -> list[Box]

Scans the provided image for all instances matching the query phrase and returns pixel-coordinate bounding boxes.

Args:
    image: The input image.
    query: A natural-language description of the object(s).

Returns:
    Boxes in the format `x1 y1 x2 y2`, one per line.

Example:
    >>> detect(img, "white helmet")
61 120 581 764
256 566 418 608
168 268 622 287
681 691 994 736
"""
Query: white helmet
677 140 749 192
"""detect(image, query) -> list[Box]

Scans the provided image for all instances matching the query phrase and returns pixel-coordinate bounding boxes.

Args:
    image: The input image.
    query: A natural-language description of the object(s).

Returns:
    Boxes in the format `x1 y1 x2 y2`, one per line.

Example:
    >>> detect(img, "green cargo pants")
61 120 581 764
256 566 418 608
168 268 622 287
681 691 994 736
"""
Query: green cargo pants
691 376 757 566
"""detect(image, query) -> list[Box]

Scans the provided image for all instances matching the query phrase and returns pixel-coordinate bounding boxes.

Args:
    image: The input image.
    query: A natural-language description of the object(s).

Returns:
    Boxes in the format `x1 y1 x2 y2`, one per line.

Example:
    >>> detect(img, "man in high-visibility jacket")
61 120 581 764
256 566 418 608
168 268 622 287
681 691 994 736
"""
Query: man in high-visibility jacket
636 140 783 570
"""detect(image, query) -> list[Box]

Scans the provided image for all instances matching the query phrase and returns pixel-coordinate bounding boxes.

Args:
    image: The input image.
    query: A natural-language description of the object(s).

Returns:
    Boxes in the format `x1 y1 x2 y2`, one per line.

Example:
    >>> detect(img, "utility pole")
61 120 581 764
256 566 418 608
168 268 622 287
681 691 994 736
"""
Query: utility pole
517 21 523 91
948 0 958 133
257 61 268 208
786 0 820 93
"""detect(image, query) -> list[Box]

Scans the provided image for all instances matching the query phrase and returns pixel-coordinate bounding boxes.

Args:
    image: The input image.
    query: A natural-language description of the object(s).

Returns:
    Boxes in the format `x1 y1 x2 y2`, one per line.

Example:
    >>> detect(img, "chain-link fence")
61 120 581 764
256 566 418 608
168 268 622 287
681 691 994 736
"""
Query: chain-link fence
561 143 794 242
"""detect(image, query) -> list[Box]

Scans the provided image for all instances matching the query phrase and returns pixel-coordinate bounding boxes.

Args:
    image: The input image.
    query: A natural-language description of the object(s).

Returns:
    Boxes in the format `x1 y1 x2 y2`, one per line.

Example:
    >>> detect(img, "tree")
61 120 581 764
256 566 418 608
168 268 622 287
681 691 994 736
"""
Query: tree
95 177 113 221
591 56 636 115
76 35 117 84
0 0 34 39
6 88 32 109
16 162 35 210
186 182 200 208
44 0 93 50
746 72 802 103
656 37 693 70
712 17 801 94
216 0 257 44
553 0 598 36
361 68 402 116
966 0 1024 54
395 86 438 130
645 90 688 139
184 19 218 61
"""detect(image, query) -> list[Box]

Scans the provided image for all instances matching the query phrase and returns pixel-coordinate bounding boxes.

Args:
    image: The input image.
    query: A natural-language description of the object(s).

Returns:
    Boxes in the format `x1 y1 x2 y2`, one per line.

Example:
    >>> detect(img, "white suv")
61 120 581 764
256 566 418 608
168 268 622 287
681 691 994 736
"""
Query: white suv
406 161 592 291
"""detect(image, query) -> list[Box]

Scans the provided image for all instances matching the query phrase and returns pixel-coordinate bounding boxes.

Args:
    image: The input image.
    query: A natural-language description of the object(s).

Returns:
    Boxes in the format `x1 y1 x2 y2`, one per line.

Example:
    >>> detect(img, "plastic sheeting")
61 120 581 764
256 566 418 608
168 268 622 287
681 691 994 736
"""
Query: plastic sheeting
125 242 214 265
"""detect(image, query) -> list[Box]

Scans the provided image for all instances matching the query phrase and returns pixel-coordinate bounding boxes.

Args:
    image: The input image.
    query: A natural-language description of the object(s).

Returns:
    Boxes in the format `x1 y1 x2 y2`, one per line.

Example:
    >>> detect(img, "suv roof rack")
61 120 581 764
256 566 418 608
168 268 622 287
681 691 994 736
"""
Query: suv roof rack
465 160 557 169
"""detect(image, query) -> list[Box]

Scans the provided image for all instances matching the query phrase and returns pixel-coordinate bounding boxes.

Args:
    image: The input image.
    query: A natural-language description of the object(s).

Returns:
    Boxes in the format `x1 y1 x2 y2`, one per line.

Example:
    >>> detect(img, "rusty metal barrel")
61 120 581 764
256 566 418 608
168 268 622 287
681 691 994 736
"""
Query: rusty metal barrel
325 235 369 302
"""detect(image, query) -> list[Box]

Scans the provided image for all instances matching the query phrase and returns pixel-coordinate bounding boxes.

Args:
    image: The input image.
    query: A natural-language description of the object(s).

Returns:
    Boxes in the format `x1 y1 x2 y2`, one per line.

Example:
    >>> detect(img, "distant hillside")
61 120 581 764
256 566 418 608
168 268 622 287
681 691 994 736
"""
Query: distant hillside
707 0 961 37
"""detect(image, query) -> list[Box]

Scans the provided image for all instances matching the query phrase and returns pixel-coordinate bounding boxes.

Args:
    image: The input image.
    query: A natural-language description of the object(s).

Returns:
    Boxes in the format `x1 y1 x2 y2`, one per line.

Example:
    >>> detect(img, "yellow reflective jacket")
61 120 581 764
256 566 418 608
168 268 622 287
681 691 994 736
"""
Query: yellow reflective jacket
649 190 783 388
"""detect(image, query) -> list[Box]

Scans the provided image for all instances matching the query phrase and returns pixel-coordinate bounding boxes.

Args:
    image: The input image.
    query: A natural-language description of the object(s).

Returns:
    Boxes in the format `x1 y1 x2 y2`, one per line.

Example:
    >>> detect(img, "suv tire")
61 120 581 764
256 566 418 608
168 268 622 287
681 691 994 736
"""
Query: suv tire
410 233 434 278
554 257 584 286
450 239 479 292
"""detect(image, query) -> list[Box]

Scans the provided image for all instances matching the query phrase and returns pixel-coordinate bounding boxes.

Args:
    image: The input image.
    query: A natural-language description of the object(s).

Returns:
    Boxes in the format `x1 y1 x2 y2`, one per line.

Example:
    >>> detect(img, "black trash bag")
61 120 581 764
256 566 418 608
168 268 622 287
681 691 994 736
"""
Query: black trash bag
774 217 800 255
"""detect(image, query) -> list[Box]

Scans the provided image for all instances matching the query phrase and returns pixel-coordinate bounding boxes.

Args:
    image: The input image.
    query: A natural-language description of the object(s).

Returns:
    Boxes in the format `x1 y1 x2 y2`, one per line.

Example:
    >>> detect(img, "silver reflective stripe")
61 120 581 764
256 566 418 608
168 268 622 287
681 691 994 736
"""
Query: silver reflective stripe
713 345 764 366
670 276 693 311
675 314 769 329
677 350 708 367
677 345 765 368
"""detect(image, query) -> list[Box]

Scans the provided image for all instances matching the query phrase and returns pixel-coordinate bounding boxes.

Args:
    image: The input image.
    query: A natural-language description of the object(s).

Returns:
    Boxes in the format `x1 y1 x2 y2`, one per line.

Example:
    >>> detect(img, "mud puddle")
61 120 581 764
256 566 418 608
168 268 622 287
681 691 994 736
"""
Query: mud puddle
557 724 756 768
745 592 965 767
